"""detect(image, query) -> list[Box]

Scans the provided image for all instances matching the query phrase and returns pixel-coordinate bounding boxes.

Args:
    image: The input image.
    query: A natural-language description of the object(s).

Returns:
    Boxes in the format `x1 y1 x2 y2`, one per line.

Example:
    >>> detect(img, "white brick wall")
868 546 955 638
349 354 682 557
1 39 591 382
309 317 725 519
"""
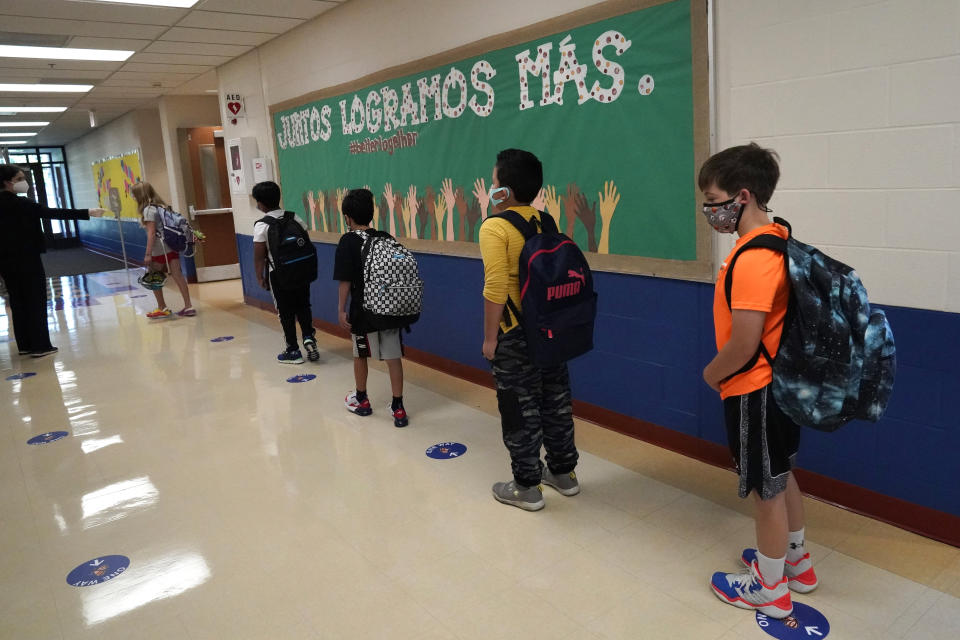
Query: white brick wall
717 0 960 313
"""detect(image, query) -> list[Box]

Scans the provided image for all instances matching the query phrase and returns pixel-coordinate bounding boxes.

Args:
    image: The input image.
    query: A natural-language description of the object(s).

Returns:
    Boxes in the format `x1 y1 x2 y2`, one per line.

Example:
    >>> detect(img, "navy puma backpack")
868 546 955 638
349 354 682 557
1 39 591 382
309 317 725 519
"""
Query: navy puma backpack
725 217 896 431
489 210 597 367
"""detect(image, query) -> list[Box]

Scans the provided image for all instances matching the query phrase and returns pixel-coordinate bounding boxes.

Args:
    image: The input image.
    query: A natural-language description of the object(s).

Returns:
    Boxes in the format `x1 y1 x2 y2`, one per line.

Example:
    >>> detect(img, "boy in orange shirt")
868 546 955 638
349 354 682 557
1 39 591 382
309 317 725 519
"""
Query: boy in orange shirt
701 144 817 619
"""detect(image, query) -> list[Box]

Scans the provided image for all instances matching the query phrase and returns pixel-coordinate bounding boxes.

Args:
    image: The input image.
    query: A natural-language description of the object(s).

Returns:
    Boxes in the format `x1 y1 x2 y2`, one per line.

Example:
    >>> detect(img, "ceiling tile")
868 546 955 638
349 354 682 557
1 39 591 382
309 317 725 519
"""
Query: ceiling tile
144 41 252 57
0 67 113 80
129 52 232 66
159 27 276 46
65 37 153 51
0 59 123 72
0 0 187 26
121 62 212 74
177 11 303 34
7 16 166 40
196 0 338 20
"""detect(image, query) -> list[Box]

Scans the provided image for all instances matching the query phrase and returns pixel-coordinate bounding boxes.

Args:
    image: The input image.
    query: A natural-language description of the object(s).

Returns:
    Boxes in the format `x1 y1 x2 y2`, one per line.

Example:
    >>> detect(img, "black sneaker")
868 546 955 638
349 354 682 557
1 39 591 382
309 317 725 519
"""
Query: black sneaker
277 348 304 364
303 337 320 362
31 347 58 358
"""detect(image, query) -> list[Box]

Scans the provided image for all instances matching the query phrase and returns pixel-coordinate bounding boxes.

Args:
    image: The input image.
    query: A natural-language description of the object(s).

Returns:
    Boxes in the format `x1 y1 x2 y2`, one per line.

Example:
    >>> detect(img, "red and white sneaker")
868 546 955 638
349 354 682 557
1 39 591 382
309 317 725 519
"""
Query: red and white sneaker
389 406 409 428
345 391 372 416
742 548 818 593
711 561 793 619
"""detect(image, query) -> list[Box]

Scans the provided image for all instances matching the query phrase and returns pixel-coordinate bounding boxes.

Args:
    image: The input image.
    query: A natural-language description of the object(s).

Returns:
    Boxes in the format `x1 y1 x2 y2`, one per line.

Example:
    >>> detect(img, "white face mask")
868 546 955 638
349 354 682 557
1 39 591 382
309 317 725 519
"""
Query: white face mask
11 180 30 194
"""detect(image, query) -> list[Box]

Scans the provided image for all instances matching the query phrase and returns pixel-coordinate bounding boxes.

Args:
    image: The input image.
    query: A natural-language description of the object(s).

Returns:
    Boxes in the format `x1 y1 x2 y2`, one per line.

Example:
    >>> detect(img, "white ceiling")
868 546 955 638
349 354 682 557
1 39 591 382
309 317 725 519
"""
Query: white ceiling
0 0 345 145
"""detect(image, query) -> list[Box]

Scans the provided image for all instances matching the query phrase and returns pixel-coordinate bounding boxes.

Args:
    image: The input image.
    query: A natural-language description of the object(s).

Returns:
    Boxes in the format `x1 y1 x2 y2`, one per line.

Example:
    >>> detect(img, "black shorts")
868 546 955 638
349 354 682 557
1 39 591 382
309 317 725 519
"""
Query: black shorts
723 385 801 500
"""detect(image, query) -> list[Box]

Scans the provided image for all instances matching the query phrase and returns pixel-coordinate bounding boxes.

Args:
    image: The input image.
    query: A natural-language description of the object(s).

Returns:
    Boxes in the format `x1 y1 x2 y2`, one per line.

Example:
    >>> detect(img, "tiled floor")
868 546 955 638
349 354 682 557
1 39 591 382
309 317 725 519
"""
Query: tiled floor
1 270 958 639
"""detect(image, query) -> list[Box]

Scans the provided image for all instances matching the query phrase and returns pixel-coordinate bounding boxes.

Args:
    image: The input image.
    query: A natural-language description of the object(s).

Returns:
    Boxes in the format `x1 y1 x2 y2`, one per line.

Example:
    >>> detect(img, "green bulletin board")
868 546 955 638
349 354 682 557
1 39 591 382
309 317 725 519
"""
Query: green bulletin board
271 0 711 279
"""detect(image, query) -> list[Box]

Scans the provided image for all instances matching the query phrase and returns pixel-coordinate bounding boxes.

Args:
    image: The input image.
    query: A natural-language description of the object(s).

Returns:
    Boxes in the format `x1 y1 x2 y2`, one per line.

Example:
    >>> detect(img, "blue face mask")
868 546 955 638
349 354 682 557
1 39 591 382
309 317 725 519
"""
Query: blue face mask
488 185 510 207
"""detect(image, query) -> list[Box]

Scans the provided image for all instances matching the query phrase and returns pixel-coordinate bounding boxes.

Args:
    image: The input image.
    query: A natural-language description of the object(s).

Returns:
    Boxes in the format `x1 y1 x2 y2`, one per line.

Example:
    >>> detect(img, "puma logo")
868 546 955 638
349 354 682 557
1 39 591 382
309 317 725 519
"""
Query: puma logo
547 269 587 301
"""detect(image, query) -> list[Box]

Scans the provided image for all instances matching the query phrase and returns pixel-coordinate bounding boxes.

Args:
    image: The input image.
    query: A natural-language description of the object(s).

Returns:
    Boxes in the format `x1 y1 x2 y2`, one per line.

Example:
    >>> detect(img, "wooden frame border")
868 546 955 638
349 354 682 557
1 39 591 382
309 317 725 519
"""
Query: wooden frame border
269 0 714 282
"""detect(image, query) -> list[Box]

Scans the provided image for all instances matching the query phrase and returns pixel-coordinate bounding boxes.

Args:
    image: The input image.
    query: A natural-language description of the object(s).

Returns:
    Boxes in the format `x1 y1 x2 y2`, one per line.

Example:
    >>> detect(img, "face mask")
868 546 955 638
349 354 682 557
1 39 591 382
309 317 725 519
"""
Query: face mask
701 197 743 234
12 180 29 194
488 185 510 207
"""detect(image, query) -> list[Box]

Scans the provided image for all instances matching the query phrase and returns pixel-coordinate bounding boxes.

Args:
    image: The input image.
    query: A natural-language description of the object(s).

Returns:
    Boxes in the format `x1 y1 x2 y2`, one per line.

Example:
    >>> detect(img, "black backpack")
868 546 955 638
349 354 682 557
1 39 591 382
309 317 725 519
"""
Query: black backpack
488 210 597 367
724 217 896 431
257 211 318 288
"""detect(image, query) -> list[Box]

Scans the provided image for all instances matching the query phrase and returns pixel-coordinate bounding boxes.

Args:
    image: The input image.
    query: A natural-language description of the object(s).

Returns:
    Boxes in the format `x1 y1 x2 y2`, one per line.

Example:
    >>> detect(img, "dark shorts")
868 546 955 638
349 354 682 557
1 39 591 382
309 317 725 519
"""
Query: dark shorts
723 385 801 500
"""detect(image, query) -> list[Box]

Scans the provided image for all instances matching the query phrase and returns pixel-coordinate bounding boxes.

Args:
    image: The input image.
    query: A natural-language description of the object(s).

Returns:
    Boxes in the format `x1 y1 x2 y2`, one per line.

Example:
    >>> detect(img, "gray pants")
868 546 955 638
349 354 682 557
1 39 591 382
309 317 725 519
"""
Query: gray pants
491 329 578 487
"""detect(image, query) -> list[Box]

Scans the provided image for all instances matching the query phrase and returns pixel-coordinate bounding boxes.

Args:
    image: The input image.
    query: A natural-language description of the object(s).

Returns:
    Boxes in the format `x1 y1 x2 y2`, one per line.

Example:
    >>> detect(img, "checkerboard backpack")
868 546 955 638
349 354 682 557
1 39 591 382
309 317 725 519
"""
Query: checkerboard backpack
724 217 896 431
355 230 423 329
153 205 196 257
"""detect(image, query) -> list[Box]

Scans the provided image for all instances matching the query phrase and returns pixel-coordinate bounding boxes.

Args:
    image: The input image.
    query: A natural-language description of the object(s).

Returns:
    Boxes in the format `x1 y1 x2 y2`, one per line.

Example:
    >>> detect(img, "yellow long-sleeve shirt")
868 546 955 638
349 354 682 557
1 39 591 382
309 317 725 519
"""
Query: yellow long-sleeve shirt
479 205 542 333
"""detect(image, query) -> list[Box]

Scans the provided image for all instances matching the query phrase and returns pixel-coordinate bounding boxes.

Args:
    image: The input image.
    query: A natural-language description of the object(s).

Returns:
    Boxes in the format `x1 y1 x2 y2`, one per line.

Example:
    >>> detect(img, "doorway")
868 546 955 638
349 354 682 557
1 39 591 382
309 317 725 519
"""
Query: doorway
178 127 239 282
7 147 80 250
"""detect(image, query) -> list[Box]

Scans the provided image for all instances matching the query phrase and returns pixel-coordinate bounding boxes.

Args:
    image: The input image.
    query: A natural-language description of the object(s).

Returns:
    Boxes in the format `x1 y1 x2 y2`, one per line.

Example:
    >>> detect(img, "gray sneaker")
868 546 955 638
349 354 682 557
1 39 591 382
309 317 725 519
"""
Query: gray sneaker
492 481 545 511
542 468 580 496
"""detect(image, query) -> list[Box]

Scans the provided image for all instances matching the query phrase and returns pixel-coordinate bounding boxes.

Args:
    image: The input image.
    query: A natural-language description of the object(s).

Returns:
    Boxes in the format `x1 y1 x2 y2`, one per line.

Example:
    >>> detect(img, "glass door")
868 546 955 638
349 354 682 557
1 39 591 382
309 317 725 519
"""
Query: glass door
15 154 80 249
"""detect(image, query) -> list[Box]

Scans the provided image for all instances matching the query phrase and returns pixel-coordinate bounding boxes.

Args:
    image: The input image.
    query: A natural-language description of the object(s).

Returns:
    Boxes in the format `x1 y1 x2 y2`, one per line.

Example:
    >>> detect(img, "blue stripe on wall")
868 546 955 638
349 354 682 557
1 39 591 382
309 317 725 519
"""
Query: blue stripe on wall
236 233 960 518
77 217 196 278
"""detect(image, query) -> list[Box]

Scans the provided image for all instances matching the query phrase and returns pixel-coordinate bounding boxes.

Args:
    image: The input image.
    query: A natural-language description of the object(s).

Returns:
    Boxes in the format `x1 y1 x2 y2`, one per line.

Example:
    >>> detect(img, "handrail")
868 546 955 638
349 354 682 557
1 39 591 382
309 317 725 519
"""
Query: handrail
189 205 233 217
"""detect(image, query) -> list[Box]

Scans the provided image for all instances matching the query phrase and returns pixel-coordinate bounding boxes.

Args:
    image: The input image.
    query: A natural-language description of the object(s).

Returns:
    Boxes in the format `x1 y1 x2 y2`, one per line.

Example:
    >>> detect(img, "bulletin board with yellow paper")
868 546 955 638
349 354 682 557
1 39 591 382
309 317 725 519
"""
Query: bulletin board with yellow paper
92 150 143 219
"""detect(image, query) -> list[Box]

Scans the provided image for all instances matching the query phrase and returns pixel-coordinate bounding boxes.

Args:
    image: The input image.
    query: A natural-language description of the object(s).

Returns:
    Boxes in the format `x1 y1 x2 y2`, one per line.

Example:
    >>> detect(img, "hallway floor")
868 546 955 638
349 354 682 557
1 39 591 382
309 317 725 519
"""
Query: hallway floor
2 270 958 640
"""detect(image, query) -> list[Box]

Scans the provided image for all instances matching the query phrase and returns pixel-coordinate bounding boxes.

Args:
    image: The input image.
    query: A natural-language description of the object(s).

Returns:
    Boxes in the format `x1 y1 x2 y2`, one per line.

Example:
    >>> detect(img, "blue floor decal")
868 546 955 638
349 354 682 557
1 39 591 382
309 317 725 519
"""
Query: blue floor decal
6 372 36 381
426 442 467 459
287 374 316 383
756 602 829 639
67 555 130 587
27 431 69 445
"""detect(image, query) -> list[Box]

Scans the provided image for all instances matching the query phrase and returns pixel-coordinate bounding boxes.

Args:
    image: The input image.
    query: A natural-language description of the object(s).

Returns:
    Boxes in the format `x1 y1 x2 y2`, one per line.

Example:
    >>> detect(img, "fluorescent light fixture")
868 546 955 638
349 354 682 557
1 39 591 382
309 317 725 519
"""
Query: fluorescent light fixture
0 121 49 126
0 132 36 137
80 0 199 7
0 45 133 62
0 140 28 144
0 83 93 93
0 106 68 113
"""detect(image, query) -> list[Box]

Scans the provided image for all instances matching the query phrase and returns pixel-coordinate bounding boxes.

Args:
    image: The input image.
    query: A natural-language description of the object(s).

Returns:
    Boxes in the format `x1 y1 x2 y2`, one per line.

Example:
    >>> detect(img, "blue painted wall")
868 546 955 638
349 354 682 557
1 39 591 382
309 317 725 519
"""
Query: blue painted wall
77 217 196 279
238 233 960 517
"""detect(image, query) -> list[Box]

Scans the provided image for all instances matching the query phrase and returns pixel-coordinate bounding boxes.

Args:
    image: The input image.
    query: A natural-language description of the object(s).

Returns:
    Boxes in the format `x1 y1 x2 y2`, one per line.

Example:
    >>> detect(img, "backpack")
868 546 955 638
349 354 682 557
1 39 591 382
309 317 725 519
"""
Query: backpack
724 217 896 431
153 205 196 257
355 230 423 329
258 211 318 288
489 210 597 367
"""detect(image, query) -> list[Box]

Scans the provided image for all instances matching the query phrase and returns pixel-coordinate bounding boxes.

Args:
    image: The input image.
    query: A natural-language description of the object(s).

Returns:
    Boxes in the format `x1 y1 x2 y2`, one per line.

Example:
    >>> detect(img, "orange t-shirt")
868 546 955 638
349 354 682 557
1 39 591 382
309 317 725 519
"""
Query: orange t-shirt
713 223 790 399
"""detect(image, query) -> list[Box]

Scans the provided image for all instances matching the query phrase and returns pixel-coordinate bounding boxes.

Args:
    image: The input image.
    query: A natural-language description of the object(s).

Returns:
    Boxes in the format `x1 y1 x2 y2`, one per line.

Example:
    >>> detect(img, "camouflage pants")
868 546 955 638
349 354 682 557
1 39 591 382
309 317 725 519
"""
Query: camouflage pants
491 329 578 487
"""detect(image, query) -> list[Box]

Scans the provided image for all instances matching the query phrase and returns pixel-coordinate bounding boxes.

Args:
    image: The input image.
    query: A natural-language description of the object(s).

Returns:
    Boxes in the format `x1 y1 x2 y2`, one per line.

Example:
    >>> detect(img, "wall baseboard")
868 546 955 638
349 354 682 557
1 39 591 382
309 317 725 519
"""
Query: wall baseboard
245 293 960 548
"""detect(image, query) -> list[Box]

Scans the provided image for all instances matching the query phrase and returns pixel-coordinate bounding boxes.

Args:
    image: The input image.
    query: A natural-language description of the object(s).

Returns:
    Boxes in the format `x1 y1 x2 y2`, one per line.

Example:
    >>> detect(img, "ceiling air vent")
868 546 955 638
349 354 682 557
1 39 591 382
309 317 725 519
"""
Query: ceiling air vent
0 32 71 47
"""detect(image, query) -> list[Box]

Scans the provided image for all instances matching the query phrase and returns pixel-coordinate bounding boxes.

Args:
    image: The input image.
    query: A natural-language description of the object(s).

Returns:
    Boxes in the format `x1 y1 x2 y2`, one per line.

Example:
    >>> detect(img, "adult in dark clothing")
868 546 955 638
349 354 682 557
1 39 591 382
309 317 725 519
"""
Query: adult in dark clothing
0 164 104 357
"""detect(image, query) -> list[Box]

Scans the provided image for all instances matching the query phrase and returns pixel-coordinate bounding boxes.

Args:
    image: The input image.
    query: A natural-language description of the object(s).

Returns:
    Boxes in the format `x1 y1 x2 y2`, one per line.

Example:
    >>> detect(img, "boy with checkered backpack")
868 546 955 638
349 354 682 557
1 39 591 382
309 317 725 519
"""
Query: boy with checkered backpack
334 188 420 427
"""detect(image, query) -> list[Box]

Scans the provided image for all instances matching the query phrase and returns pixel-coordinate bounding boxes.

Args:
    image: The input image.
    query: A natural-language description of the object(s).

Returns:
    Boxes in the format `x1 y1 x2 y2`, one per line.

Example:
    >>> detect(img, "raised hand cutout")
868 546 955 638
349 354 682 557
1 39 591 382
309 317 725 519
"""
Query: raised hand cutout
597 180 620 254
564 183 580 237
472 177 489 220
543 185 563 228
574 191 598 252
532 188 546 211
441 178 456 241
404 185 418 239
384 183 397 235
424 186 439 240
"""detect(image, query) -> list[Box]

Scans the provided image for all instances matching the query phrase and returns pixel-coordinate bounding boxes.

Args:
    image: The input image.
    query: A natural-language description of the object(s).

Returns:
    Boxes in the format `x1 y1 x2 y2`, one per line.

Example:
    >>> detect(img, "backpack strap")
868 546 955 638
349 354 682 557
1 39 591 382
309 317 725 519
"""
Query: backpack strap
484 209 549 327
721 233 788 381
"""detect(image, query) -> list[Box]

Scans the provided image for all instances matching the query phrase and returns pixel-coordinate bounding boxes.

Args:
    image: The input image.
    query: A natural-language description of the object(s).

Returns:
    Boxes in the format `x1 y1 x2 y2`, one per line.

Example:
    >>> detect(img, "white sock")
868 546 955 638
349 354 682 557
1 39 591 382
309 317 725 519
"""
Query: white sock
756 550 785 584
787 528 806 563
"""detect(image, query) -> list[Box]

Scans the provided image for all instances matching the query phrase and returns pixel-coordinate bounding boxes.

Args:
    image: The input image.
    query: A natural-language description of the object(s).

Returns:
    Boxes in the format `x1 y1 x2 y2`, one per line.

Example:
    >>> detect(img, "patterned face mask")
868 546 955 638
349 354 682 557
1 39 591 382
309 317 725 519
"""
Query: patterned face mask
701 197 744 234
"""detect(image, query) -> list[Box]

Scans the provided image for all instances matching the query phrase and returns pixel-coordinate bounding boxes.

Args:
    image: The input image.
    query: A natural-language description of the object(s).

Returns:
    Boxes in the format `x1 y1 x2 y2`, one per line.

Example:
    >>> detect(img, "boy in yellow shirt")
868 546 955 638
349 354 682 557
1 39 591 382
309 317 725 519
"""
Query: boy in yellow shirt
479 148 579 511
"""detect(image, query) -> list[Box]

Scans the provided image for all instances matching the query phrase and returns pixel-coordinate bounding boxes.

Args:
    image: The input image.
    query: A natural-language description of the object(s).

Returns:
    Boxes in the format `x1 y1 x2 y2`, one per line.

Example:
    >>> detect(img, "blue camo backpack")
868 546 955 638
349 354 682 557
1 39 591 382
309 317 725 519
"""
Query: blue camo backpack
724 217 896 431
154 205 196 257
488 210 597 367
